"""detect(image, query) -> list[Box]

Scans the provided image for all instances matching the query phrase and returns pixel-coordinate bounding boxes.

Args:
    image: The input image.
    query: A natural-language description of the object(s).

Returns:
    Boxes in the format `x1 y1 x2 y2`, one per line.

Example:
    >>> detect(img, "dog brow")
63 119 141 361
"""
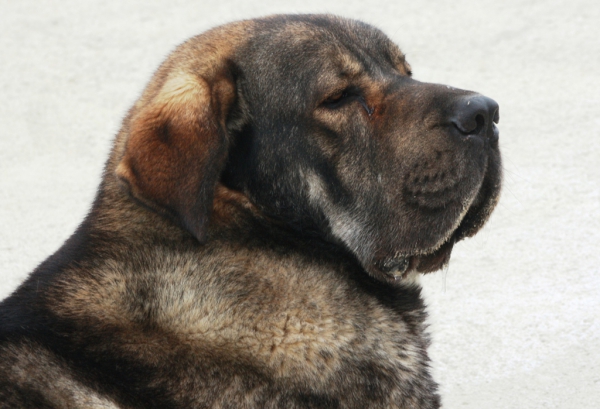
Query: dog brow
337 53 363 78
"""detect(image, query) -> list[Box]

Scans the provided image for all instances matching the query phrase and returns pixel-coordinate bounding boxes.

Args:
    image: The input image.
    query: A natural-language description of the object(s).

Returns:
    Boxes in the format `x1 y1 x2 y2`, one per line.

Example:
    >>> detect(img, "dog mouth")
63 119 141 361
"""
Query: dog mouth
370 156 501 285
374 236 456 283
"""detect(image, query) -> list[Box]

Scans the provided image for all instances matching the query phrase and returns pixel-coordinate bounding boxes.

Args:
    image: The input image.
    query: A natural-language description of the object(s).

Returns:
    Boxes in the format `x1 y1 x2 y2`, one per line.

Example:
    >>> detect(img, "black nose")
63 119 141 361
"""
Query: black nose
451 95 499 139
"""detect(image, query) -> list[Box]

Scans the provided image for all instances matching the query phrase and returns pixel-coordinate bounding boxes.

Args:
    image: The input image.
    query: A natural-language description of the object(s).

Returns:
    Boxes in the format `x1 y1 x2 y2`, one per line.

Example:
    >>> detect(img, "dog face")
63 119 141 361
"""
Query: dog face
116 15 501 284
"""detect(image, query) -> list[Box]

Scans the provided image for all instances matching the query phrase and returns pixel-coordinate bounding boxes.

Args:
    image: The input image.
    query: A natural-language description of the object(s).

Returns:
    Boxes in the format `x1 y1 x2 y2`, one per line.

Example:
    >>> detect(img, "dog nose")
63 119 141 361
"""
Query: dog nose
451 95 499 139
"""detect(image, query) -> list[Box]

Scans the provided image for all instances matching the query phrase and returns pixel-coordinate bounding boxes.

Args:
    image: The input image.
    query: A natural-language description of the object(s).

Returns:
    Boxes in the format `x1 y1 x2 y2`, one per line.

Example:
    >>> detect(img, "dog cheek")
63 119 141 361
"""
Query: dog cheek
304 170 376 265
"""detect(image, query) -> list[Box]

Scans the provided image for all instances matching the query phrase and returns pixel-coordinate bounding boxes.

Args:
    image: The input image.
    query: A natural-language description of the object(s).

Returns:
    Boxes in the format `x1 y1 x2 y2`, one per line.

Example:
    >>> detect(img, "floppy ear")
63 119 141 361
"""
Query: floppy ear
115 70 237 242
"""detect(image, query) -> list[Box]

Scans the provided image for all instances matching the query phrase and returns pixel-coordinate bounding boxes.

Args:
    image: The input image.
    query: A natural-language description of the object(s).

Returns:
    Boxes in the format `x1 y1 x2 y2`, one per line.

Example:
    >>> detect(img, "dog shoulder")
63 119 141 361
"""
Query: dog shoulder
1 199 435 408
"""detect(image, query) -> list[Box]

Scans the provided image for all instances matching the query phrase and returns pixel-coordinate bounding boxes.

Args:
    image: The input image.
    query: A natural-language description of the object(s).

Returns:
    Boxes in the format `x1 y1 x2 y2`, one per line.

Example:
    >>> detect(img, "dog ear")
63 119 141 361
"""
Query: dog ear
115 68 237 242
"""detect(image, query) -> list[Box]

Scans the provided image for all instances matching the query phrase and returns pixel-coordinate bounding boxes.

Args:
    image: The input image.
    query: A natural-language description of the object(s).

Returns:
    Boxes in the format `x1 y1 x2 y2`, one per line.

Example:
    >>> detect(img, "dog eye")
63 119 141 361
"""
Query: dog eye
322 89 354 108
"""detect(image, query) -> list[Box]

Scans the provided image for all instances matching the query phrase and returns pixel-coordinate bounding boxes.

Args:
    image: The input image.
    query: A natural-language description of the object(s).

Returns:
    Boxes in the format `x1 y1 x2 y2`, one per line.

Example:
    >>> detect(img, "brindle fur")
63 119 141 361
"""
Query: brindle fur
0 15 501 408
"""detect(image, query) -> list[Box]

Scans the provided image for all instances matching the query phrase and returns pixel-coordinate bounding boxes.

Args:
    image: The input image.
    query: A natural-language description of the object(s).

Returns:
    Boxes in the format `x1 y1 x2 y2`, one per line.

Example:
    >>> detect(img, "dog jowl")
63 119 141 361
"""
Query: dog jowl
0 15 501 409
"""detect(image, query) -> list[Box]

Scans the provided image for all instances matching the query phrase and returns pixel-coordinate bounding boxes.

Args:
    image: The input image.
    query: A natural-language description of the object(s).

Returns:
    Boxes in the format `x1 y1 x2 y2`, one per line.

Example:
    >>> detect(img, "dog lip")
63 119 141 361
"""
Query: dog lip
412 237 455 274
372 235 456 283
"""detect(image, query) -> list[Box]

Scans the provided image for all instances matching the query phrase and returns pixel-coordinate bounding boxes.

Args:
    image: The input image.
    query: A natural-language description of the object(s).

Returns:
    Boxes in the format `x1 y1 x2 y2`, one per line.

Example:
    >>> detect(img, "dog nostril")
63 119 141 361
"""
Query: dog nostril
456 114 485 135
473 114 485 135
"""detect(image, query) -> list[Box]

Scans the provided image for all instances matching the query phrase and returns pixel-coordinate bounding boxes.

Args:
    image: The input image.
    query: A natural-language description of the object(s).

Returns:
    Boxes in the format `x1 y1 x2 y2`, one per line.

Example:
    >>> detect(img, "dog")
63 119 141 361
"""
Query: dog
0 14 501 408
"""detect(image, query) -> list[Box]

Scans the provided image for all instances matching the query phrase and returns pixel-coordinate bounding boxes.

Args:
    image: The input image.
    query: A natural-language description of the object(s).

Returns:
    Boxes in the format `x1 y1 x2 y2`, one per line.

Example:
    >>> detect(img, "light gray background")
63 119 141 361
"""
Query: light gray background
1 1 598 408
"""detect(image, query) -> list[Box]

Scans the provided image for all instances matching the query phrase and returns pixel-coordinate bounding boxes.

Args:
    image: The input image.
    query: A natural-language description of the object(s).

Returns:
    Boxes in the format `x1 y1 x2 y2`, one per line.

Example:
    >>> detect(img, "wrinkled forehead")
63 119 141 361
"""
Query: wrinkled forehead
243 16 411 90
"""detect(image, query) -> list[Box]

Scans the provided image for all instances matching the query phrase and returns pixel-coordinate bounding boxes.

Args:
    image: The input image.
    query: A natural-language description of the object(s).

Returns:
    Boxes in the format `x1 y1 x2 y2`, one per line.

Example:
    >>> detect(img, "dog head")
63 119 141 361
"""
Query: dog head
115 15 502 284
